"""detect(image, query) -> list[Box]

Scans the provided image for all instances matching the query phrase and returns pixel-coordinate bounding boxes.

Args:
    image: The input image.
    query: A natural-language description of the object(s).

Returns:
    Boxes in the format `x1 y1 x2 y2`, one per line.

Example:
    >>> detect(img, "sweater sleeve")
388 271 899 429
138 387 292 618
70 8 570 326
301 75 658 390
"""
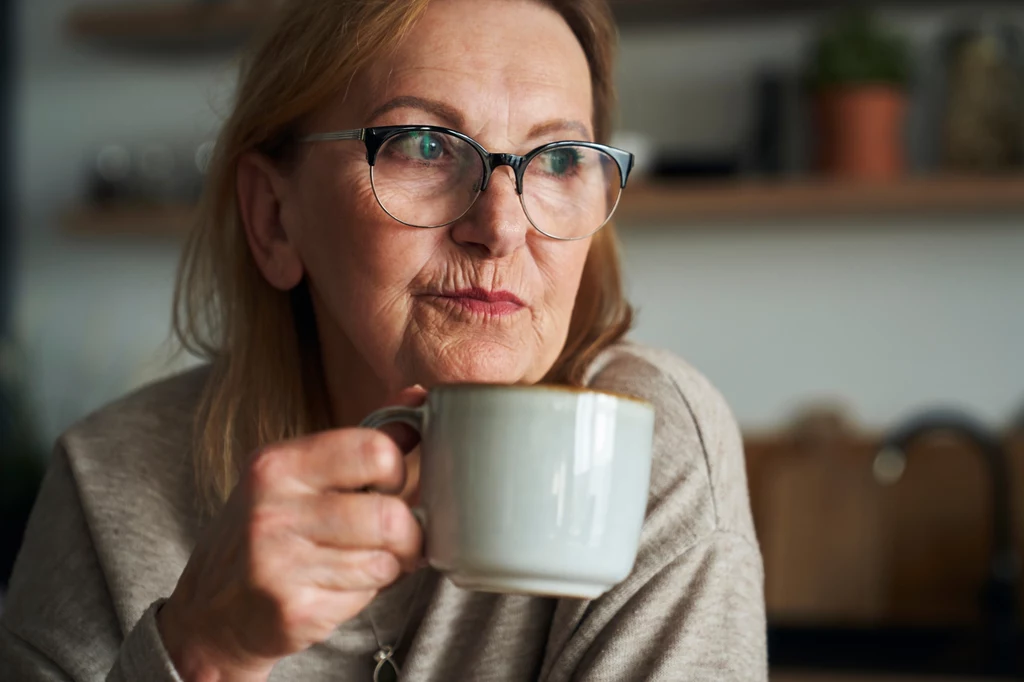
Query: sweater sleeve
553 533 766 681
0 447 183 682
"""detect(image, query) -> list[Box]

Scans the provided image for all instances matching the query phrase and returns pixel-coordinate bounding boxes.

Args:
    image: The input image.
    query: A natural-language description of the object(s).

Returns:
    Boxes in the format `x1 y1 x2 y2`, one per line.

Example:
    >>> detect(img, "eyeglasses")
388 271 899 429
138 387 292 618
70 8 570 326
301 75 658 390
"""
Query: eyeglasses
299 125 634 241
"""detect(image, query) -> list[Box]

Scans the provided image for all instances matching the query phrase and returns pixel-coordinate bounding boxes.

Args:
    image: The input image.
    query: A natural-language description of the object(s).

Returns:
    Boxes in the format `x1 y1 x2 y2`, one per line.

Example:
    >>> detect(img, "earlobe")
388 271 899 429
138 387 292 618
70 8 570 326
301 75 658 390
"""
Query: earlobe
237 152 305 291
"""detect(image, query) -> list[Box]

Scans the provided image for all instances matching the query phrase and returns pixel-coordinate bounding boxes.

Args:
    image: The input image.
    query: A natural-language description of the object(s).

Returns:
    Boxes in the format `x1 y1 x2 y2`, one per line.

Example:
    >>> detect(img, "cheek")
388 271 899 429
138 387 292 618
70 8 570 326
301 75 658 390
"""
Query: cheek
294 157 398 287
538 241 590 315
291 156 436 346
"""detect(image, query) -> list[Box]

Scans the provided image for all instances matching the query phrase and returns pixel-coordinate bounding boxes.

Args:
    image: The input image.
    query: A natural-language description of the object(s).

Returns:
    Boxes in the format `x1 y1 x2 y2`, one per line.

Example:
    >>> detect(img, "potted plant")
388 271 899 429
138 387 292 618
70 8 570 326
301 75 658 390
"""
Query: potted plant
808 9 912 180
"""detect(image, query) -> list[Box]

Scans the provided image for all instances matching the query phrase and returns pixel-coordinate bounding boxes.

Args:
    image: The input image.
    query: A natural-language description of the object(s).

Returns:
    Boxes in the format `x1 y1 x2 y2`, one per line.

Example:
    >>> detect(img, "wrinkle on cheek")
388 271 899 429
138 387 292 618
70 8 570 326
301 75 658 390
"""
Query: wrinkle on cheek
536 242 588 333
374 285 412 330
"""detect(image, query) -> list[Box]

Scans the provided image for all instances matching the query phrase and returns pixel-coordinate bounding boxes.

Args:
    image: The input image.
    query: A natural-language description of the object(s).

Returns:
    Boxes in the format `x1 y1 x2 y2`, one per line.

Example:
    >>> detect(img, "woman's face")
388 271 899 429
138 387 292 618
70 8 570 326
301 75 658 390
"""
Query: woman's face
257 0 596 397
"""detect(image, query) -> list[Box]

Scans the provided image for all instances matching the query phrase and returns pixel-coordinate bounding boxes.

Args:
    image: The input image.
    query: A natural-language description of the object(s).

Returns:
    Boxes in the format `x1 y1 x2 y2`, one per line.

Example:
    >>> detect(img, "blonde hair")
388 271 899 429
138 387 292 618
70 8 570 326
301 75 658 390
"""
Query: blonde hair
174 0 634 510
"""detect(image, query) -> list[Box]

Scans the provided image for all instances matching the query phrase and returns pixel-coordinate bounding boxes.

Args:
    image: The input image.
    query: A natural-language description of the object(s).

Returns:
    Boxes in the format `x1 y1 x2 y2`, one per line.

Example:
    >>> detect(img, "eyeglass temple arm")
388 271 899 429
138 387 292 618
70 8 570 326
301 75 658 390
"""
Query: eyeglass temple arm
299 129 366 143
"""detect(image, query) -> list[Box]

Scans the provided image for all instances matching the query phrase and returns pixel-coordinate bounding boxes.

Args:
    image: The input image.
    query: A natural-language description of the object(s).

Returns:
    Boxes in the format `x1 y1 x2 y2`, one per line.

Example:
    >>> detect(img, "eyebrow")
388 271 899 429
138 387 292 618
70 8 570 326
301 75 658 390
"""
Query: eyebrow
367 96 465 128
366 96 593 143
528 118 593 142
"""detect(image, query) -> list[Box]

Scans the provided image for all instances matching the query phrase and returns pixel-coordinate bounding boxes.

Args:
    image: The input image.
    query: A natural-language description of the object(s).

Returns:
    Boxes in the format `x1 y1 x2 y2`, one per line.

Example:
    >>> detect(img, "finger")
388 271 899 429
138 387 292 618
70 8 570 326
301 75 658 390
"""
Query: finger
305 493 423 570
301 548 402 592
250 429 406 495
375 385 428 455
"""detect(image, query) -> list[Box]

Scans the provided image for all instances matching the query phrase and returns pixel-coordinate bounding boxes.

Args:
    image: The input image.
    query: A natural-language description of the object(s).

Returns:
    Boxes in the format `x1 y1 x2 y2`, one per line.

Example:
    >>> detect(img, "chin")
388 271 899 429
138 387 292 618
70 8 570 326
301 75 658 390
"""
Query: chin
418 341 540 387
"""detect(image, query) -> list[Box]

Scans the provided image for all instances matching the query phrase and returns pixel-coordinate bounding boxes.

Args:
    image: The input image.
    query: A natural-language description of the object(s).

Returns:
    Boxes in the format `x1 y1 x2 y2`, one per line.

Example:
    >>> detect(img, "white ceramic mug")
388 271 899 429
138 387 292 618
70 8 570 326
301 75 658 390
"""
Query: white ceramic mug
361 384 655 599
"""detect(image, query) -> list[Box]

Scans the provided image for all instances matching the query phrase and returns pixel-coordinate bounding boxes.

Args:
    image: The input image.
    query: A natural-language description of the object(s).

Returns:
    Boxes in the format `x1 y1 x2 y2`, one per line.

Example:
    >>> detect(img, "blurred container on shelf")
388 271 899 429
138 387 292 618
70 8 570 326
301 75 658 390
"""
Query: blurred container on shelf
86 138 215 207
650 151 741 180
807 8 912 181
746 68 789 178
941 16 1024 173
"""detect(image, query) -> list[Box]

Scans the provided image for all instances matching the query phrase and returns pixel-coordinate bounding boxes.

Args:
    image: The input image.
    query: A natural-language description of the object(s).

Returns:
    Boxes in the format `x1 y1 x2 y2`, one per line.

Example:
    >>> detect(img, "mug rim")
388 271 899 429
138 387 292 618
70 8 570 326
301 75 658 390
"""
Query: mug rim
430 382 654 409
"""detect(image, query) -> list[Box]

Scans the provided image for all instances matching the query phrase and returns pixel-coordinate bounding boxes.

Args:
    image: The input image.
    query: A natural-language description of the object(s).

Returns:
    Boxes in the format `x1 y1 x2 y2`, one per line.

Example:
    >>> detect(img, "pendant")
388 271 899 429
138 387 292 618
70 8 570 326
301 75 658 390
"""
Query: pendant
373 646 400 682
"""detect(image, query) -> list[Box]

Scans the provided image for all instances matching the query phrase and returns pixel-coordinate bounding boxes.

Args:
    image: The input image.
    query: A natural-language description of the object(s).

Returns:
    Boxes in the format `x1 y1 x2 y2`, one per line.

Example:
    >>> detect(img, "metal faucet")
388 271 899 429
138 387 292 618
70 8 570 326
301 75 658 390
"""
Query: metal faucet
877 409 1020 675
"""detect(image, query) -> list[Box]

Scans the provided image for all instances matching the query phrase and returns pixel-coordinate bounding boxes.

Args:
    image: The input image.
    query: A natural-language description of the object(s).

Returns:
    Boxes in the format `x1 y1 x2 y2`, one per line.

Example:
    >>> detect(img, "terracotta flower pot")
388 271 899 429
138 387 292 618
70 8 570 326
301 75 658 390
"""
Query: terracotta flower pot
816 86 908 181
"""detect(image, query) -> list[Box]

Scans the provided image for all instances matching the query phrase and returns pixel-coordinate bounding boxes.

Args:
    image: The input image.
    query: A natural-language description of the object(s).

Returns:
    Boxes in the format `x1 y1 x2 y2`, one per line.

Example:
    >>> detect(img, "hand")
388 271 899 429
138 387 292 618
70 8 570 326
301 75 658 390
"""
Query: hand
158 388 427 682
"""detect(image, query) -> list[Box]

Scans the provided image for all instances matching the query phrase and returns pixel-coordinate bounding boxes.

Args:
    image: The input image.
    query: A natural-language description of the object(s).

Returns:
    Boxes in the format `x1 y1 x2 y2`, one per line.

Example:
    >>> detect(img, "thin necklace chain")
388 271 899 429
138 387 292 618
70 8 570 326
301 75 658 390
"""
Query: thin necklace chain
367 569 428 682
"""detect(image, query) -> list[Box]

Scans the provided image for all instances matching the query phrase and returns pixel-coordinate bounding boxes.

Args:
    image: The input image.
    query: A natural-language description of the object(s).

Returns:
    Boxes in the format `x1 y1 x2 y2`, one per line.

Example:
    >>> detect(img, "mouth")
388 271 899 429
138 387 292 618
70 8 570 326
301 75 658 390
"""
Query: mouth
425 287 528 318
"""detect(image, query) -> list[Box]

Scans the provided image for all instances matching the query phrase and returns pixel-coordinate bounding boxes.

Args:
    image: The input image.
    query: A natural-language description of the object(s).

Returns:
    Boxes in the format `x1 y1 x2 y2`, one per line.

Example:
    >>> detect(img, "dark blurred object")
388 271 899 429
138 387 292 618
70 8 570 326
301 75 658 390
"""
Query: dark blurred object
651 152 741 180
941 17 1024 173
89 144 133 205
0 342 47 593
808 8 911 180
1012 402 1024 435
1 0 11 336
878 409 1021 676
749 69 788 177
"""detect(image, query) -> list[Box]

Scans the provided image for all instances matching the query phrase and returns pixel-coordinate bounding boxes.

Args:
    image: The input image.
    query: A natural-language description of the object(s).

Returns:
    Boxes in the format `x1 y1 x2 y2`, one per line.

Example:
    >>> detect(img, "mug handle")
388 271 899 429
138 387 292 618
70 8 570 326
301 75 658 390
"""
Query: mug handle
360 405 425 433
360 405 428 529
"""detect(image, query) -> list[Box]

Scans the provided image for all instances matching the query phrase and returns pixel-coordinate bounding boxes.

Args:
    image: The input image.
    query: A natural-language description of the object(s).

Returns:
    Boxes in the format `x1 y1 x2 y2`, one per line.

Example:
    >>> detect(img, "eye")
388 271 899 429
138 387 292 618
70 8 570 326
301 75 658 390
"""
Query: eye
537 147 583 177
394 132 446 162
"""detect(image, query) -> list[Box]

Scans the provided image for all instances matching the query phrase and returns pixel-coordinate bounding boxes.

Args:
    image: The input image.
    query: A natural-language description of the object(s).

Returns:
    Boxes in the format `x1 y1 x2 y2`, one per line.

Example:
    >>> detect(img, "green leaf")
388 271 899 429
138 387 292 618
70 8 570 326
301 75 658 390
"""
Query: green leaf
808 8 911 89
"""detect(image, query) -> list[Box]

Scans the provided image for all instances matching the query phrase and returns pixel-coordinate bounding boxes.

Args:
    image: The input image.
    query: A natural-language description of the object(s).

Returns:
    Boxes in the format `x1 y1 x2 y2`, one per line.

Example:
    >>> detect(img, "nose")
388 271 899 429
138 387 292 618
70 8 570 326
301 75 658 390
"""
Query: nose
449 167 529 259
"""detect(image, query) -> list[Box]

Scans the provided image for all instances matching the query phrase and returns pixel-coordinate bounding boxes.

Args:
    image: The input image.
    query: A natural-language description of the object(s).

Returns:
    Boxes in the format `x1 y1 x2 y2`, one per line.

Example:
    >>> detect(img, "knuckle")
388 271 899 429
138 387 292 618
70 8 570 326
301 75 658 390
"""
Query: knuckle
362 432 400 480
249 447 289 491
277 589 317 634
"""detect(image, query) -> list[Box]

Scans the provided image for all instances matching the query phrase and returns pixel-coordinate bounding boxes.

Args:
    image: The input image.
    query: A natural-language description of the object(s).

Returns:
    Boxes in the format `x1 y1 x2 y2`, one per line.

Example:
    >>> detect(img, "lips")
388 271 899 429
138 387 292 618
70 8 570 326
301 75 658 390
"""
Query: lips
430 287 527 317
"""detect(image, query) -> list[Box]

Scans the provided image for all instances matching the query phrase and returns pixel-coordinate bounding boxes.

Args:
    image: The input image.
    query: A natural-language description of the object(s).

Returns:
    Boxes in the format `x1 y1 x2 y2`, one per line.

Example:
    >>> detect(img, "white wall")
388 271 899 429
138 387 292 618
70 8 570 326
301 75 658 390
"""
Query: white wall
619 219 1024 430
12 0 1024 443
614 6 1024 430
14 0 235 441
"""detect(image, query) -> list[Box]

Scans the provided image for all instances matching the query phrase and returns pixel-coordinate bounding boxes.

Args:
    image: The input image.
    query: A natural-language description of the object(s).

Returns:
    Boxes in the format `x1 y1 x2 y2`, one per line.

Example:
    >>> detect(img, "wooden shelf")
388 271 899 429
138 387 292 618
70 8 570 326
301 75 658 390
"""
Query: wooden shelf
63 175 1024 235
615 175 1024 226
66 0 958 49
67 2 266 51
610 0 962 26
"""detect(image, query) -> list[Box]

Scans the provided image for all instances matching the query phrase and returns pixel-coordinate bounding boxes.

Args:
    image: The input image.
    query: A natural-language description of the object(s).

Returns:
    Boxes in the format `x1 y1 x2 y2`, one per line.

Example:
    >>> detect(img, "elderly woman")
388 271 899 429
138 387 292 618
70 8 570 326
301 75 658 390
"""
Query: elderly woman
0 0 766 680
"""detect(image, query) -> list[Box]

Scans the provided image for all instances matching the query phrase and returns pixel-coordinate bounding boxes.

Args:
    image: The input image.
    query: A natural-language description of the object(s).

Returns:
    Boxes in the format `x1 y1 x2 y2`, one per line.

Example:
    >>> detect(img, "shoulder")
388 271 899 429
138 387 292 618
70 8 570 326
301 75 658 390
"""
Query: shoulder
63 364 209 447
8 367 212 633
583 341 757 547
583 341 736 452
58 365 211 536
61 364 208 462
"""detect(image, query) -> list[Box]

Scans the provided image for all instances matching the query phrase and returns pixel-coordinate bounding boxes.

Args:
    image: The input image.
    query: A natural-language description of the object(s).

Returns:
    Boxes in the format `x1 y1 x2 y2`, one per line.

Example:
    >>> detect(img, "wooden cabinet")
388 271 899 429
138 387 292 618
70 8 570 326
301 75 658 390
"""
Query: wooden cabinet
746 416 1024 626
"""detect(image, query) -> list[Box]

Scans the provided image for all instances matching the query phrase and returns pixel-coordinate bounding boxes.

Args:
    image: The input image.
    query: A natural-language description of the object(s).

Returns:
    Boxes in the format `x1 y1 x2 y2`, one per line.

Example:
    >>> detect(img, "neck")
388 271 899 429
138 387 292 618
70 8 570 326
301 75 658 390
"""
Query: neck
303 287 384 427
319 327 422 505
321 330 389 428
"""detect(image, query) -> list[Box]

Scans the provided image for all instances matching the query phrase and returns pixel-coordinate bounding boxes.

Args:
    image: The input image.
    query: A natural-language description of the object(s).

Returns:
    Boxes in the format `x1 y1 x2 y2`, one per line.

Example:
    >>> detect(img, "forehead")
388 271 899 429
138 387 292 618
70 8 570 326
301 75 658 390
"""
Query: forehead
344 0 594 138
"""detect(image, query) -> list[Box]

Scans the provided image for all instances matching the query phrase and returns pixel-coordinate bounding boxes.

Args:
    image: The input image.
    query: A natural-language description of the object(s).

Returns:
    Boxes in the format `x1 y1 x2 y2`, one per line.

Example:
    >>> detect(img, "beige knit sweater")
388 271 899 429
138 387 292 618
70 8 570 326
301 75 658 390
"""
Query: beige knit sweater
0 342 767 681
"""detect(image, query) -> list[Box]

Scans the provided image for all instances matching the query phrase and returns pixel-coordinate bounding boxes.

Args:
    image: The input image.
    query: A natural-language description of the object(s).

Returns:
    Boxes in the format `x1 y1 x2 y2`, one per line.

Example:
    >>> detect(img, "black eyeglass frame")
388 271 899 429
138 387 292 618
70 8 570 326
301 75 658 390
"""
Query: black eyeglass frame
299 125 635 241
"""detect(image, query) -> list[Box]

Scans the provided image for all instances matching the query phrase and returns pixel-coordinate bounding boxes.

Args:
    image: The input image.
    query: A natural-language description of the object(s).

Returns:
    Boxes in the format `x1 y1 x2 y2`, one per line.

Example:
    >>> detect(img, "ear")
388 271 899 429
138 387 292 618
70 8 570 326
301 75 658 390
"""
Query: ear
237 152 305 291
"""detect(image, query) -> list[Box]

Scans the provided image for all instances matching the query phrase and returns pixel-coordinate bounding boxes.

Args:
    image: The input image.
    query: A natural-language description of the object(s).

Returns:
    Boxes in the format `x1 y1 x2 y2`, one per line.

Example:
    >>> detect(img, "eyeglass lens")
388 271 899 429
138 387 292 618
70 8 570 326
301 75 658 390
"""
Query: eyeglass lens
369 130 622 239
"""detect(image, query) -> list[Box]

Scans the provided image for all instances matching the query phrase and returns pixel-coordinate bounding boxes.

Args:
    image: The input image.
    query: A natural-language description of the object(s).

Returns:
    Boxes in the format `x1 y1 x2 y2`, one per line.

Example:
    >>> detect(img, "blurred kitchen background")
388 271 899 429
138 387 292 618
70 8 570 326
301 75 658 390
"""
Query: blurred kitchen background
2 0 1024 678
